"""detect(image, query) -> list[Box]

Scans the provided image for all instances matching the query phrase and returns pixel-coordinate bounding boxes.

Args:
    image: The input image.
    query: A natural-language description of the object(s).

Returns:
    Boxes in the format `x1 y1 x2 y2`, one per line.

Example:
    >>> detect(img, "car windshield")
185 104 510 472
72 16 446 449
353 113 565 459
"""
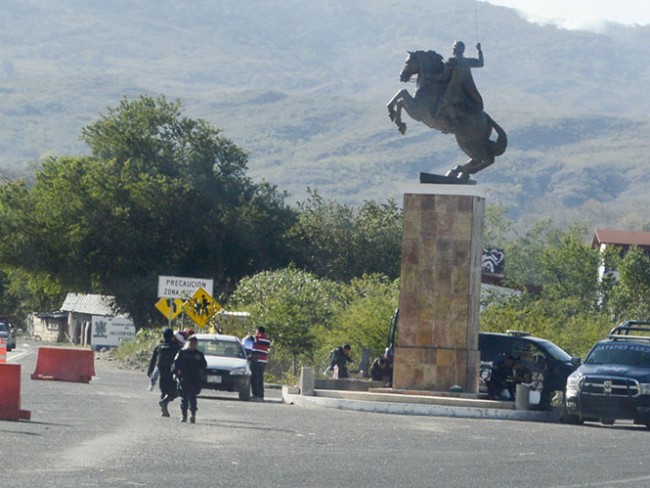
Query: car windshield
197 339 245 359
535 338 573 361
0 323 8 333
585 343 650 367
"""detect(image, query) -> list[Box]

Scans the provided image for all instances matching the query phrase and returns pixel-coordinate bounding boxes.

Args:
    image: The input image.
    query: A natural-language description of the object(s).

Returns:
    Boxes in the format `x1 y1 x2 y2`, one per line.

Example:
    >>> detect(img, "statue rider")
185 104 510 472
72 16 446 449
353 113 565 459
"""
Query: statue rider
434 41 484 128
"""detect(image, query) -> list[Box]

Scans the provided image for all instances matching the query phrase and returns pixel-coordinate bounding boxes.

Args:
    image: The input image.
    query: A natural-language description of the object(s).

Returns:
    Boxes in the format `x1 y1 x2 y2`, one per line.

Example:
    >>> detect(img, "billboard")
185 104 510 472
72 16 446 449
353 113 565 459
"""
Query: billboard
91 315 135 350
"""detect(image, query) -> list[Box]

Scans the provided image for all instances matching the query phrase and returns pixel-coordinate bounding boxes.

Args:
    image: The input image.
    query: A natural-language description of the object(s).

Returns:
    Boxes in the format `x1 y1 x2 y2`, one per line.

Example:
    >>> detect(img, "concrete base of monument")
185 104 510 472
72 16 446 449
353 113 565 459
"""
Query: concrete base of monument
282 385 562 423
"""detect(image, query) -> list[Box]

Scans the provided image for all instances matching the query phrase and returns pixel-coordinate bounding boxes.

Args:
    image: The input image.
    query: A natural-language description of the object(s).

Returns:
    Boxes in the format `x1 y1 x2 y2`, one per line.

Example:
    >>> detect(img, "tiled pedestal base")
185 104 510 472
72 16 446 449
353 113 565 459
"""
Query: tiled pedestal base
393 186 485 393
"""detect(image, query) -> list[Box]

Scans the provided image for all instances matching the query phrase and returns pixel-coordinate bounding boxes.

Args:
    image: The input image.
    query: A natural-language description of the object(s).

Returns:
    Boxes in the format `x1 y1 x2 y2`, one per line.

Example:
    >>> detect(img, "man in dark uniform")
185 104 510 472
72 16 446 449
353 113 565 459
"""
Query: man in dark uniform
147 327 181 417
370 356 393 386
486 355 515 400
328 343 354 379
172 335 207 423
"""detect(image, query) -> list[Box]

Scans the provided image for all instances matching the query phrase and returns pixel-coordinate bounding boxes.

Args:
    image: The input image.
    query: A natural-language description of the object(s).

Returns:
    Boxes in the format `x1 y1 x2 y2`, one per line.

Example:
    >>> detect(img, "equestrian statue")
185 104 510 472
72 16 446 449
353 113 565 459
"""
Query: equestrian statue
386 41 507 181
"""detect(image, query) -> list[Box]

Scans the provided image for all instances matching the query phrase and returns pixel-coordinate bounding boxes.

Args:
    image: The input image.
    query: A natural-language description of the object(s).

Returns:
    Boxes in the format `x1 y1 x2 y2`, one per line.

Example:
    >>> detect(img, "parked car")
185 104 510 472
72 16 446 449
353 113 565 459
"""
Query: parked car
386 310 579 408
479 331 581 408
0 320 16 351
194 333 251 401
564 320 650 427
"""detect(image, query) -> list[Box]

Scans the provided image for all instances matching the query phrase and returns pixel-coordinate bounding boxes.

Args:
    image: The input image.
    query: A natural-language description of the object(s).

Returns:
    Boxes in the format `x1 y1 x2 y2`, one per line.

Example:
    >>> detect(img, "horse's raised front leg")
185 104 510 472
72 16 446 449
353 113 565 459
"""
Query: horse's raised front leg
386 89 409 134
387 89 408 121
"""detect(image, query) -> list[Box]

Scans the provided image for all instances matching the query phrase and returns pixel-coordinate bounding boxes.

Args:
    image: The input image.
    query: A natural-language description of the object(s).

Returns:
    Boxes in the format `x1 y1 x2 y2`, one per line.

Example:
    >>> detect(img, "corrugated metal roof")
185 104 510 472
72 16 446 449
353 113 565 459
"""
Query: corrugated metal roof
592 229 650 248
60 293 116 316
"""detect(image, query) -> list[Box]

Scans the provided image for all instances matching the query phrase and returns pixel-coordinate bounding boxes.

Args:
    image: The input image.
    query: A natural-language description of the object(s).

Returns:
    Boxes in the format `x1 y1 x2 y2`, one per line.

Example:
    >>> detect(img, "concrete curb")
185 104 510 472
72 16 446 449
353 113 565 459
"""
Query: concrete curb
282 387 561 423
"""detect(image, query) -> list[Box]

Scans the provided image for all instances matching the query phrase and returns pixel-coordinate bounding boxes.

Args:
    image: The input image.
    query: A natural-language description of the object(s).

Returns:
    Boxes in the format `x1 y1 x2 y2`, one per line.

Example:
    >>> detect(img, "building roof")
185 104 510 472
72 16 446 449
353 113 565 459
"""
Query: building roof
592 229 650 249
60 293 116 316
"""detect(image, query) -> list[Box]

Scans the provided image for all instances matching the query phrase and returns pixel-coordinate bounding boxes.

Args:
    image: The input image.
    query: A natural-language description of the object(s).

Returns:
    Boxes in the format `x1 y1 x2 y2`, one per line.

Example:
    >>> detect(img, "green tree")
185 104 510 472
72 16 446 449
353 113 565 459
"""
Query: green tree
320 274 400 367
604 246 650 321
483 201 513 249
289 188 402 282
480 292 610 357
0 269 64 325
504 221 598 298
228 267 342 374
537 232 600 307
481 219 610 356
0 95 297 326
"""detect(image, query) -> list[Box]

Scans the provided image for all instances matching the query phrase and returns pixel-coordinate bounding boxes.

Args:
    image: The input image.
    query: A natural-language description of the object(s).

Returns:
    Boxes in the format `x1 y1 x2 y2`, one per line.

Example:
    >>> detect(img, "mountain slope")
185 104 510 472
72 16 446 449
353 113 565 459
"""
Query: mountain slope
2 0 650 228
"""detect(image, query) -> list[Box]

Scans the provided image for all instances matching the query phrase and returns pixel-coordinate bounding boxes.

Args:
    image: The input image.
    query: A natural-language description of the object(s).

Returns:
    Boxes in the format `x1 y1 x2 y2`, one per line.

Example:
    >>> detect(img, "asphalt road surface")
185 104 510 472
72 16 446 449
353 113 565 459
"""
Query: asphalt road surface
3 340 650 488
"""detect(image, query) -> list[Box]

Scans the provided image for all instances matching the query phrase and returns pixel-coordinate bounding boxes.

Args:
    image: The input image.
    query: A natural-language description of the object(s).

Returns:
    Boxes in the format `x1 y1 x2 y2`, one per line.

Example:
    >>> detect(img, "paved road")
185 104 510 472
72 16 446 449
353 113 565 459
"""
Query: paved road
3 340 650 487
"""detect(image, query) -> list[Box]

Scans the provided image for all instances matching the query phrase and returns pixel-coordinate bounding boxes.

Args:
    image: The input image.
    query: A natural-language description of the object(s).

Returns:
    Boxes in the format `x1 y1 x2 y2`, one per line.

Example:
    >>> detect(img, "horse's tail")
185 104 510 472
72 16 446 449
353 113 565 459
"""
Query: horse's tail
487 114 507 157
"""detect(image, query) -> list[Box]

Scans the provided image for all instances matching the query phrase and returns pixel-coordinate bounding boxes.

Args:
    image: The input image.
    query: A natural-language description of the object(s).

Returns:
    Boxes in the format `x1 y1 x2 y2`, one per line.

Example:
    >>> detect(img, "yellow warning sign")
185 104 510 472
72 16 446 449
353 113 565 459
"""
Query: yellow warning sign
182 287 221 328
155 298 184 321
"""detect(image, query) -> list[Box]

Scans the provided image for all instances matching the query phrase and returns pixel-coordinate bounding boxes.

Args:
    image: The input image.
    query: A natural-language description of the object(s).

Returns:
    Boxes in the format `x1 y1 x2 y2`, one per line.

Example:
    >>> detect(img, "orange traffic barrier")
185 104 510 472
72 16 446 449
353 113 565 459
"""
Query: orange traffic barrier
31 347 95 383
0 364 31 421
0 338 6 364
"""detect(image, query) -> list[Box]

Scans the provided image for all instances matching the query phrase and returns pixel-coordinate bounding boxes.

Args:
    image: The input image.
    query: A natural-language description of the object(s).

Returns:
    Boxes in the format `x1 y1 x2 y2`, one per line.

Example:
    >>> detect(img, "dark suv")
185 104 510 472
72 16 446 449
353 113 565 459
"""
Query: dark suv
564 321 650 427
479 331 581 408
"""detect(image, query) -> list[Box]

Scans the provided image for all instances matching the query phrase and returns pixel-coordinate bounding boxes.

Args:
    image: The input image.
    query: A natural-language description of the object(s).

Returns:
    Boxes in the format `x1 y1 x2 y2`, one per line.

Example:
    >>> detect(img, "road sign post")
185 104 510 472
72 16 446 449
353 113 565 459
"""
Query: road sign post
154 297 184 327
157 275 214 328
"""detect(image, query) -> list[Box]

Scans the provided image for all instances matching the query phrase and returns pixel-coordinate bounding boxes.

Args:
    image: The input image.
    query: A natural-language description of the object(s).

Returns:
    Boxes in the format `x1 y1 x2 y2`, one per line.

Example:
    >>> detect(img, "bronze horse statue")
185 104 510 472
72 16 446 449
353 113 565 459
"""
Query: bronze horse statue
386 50 507 180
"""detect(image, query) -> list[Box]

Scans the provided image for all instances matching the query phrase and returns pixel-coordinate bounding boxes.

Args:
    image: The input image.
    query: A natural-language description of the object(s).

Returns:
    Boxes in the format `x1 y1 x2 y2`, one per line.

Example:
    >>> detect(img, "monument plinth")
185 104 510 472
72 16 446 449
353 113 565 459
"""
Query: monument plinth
392 184 485 393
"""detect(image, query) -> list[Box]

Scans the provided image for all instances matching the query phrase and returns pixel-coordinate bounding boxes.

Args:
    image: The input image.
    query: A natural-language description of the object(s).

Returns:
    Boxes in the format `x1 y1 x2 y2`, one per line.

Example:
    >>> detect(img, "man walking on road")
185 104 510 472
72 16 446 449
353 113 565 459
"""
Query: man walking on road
172 335 207 423
147 328 181 417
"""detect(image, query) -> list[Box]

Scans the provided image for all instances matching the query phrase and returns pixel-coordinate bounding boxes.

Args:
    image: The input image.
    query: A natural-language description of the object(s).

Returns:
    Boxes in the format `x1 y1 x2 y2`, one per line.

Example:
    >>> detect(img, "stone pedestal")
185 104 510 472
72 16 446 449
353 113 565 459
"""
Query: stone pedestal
392 184 485 393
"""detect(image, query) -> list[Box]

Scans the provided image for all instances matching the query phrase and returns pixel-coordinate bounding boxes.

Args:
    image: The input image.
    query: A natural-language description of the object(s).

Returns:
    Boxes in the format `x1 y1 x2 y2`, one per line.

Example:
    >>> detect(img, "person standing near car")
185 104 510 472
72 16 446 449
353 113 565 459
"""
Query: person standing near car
147 327 181 417
242 333 255 359
172 335 207 423
250 326 270 401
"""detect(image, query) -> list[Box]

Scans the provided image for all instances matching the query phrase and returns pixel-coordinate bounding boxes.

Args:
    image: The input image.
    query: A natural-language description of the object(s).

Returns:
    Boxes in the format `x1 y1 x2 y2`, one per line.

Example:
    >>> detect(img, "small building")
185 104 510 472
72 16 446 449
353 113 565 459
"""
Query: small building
591 228 650 254
592 228 650 280
28 293 135 350
26 311 69 342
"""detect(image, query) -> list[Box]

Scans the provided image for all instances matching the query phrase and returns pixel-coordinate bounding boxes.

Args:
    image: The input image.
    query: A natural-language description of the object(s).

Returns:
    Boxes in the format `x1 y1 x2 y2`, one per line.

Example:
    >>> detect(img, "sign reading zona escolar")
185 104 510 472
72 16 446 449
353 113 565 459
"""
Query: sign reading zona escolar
157 275 214 299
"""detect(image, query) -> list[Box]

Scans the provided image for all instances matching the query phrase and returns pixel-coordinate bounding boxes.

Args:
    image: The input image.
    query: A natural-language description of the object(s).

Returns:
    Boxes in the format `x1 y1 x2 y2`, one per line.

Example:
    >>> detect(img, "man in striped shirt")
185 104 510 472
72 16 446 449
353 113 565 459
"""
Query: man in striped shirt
250 326 270 401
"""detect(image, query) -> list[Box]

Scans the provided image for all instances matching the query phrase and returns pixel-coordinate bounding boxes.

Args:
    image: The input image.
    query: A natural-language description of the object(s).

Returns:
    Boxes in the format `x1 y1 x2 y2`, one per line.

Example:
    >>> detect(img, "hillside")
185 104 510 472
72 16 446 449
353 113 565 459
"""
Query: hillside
2 0 650 229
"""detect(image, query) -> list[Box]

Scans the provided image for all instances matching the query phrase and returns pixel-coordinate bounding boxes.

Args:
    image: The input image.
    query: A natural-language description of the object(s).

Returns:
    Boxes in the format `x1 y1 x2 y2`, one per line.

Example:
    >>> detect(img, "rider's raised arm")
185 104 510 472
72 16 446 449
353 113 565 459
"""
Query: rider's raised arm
469 43 484 68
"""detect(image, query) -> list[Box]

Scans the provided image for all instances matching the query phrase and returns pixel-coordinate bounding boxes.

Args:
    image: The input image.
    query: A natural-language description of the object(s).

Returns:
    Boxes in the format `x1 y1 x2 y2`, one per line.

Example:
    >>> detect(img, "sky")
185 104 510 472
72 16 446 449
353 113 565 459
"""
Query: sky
482 0 650 31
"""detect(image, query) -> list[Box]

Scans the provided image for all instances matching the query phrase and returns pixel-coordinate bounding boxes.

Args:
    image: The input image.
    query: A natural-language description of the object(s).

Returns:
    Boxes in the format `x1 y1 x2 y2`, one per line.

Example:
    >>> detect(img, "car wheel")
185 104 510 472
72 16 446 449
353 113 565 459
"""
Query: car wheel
563 412 583 425
600 417 615 426
561 400 583 425
238 386 251 401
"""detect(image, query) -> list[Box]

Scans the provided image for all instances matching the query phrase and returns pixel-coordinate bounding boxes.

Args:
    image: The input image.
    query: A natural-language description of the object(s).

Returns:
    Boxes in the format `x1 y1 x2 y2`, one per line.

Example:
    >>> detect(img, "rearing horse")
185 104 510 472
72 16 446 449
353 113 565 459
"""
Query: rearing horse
386 50 507 180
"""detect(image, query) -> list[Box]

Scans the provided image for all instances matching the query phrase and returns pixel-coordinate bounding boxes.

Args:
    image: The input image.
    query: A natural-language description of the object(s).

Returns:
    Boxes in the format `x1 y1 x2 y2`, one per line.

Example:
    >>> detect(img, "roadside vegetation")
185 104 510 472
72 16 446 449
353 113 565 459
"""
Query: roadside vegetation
1 95 650 377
